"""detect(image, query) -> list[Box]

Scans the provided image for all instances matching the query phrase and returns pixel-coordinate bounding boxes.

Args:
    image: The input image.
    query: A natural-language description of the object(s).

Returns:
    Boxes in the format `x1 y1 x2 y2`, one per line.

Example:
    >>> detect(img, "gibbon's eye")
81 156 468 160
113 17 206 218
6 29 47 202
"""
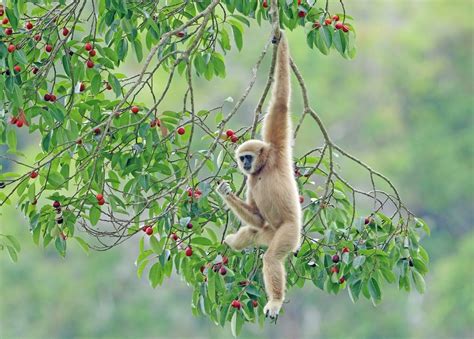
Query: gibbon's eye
239 156 245 162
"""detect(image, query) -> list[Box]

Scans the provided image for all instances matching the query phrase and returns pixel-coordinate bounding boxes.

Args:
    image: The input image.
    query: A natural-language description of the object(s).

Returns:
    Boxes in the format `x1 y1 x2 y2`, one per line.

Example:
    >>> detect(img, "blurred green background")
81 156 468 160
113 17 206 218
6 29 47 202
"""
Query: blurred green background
1 1 473 338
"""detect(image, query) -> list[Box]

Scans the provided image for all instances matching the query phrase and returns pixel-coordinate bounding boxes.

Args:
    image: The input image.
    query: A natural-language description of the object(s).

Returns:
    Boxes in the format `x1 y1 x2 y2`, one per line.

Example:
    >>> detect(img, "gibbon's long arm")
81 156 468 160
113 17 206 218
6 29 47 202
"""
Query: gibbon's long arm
262 35 291 150
224 194 265 228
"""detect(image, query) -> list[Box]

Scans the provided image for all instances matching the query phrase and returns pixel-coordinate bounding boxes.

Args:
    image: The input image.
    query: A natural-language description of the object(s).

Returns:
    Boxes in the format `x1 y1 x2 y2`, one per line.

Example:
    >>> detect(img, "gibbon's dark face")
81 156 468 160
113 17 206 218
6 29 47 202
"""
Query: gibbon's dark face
239 154 254 171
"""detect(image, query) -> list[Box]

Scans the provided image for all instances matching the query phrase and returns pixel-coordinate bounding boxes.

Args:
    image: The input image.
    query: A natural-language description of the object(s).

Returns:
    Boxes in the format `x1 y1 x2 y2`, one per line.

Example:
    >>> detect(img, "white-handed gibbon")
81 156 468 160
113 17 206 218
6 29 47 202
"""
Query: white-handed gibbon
217 34 301 319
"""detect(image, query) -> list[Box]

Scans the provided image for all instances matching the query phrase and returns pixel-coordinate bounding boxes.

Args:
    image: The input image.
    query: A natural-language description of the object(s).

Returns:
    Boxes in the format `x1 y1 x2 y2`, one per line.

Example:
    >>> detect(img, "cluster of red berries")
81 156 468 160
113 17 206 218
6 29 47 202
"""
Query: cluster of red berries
211 256 229 276
96 193 105 206
169 232 193 256
231 299 258 310
142 225 153 235
186 187 202 199
10 116 25 128
313 15 350 32
85 42 96 68
225 129 239 143
44 93 57 102
330 247 350 283
52 200 64 224
150 118 161 127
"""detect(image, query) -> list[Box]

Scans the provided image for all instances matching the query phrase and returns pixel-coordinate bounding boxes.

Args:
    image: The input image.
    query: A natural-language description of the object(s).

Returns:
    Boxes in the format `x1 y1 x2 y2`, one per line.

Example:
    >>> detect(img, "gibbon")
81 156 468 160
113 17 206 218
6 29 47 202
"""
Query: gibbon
217 34 301 319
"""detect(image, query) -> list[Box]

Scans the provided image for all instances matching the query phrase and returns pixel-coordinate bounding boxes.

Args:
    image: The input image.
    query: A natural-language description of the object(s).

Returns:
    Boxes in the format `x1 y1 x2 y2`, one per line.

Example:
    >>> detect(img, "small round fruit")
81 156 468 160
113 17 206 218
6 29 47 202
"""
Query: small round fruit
176 31 185 38
262 0 268 8
5 27 12 35
86 59 94 68
34 34 41 41
89 49 96 57
32 67 39 74
252 300 258 308
94 128 101 135
335 22 344 30
85 42 92 51
339 276 345 284
16 120 23 128
10 117 18 124
332 254 340 263
145 227 153 235
342 25 349 33
170 233 179 241
324 18 332 25
76 139 83 145
79 83 86 92
44 93 51 101
313 22 321 29
131 106 139 114
330 266 339 273
25 21 33 30
342 247 350 253
13 65 21 72
30 171 38 179
332 15 340 21
364 217 371 225
53 201 61 208
45 44 53 52
177 127 185 135
238 280 250 287
298 10 306 18
185 246 193 257
105 82 112 90
49 94 57 102
62 27 69 36
98 198 105 206
299 195 304 204
96 193 103 201
2 17 9 24
186 222 193 229
219 266 227 276
222 256 228 265
231 300 241 309
7 44 15 53
230 135 238 143
226 129 234 137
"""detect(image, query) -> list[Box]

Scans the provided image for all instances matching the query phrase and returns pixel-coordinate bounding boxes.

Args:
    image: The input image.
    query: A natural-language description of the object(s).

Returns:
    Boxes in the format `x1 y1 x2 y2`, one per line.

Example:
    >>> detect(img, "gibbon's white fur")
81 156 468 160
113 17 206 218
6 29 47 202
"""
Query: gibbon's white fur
217 35 301 319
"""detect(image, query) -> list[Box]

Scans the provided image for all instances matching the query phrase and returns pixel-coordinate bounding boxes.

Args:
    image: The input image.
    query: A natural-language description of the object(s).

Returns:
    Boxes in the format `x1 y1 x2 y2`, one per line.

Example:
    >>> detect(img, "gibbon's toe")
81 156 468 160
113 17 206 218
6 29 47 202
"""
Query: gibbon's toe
223 233 236 249
263 300 283 319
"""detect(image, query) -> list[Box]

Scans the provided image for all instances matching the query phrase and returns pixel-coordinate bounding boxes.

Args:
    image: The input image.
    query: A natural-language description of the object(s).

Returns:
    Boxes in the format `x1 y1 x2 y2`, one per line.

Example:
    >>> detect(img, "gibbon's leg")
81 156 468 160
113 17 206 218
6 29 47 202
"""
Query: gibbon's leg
262 223 299 319
217 181 265 228
224 226 258 251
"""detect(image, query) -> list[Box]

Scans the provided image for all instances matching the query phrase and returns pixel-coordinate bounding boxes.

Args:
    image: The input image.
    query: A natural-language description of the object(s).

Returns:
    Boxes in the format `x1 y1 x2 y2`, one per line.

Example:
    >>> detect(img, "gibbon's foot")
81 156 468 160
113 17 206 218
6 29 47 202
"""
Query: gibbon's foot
217 181 232 197
223 233 238 250
263 299 283 319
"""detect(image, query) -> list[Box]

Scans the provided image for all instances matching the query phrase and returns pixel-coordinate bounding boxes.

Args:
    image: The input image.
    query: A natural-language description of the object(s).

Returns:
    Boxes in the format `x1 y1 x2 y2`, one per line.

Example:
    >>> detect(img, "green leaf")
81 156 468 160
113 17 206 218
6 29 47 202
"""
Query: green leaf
149 235 164 255
320 25 333 48
411 270 426 293
73 236 90 255
6 246 18 262
368 278 382 305
352 255 366 269
230 311 237 338
89 206 101 226
149 262 162 288
191 236 213 246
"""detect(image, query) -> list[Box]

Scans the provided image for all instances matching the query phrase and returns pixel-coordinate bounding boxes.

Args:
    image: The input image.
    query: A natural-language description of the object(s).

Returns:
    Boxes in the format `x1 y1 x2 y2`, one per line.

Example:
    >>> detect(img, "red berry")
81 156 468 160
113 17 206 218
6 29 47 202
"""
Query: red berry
332 254 340 263
76 139 83 145
219 266 227 275
7 44 15 53
222 256 228 265
230 135 238 143
10 116 18 124
96 193 103 201
34 34 41 41
252 300 258 308
200 266 206 273
364 217 371 225
45 44 53 53
313 22 321 29
105 82 112 90
170 233 179 241
339 276 345 284
25 21 33 30
2 17 9 24
298 10 306 18
98 198 105 206
62 27 69 36
330 266 339 273
32 67 39 74
176 31 185 38
79 82 86 92
44 93 51 101
13 65 21 72
53 201 61 208
177 127 185 135
86 59 94 68
342 25 349 33
324 18 332 25
333 15 340 21
5 27 12 35
30 171 38 179
231 300 241 309
299 195 304 204
298 0 302 5
238 280 250 287
185 246 193 257
16 120 23 128
226 129 234 137
145 227 153 235
0 9 4 16
262 0 268 8
84 42 92 51
94 128 101 135
186 222 193 229
131 106 139 114
335 22 344 30
49 94 57 102
89 49 96 57
342 247 350 253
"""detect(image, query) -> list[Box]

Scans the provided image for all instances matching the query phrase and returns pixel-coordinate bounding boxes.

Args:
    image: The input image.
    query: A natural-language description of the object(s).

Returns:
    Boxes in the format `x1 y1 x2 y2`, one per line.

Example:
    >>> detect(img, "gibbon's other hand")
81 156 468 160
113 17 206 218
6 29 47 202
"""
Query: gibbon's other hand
217 181 232 197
